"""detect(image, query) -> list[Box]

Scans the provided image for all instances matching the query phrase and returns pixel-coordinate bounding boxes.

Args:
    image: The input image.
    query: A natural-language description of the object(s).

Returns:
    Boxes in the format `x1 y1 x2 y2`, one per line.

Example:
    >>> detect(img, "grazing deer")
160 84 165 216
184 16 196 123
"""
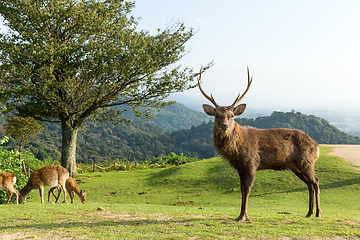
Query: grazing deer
19 165 69 204
48 177 87 204
198 66 321 221
0 172 19 204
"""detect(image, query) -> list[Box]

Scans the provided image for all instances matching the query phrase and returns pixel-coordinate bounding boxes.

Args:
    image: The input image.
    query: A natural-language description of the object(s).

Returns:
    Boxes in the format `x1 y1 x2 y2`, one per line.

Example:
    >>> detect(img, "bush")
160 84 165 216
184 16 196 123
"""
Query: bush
146 152 200 166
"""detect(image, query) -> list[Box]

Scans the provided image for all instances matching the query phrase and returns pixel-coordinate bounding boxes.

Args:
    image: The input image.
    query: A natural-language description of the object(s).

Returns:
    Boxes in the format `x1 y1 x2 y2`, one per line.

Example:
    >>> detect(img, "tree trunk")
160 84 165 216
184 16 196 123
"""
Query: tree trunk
19 146 28 177
61 121 79 177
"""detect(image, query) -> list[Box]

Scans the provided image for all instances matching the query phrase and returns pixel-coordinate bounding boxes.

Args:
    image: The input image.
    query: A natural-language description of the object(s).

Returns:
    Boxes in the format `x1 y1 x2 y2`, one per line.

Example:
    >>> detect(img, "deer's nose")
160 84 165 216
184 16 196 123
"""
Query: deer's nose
221 124 228 131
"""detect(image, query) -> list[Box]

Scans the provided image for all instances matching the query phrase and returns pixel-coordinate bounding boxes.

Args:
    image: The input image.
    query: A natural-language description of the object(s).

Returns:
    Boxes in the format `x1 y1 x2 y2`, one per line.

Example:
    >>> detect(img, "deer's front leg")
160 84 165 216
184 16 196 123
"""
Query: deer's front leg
39 187 45 203
236 170 256 222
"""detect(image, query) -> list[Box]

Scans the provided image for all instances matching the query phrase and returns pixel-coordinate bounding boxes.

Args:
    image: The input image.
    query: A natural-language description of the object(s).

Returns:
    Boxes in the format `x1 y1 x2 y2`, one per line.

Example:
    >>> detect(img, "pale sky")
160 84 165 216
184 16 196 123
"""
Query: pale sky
133 0 360 112
1 1 360 113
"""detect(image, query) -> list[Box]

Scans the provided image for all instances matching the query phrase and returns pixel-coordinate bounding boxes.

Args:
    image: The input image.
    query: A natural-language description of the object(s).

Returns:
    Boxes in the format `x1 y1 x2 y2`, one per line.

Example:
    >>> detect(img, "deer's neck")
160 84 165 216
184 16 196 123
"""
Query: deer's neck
19 183 33 201
213 123 245 157
72 185 81 196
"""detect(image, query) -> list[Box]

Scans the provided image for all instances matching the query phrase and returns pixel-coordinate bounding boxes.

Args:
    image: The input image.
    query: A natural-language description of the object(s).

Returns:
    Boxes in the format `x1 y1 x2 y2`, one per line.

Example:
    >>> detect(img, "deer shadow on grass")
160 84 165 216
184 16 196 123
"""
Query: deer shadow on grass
250 177 360 197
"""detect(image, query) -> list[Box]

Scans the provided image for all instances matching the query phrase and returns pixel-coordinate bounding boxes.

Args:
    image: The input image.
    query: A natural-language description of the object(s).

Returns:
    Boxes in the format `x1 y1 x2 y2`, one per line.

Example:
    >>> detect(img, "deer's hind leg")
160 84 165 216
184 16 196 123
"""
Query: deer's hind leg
291 166 321 218
59 181 68 204
291 170 314 217
302 169 321 218
5 189 13 204
48 187 58 203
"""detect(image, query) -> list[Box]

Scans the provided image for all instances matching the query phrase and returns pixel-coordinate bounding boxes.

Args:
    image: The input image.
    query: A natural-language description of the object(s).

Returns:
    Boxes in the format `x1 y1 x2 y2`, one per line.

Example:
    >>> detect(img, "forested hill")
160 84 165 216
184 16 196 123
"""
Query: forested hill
0 109 359 164
119 103 211 132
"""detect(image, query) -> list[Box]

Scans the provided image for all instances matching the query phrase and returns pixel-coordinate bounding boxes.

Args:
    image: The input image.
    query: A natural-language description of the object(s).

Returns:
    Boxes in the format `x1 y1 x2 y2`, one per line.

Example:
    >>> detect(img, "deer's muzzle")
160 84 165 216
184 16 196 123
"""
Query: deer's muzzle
221 124 229 131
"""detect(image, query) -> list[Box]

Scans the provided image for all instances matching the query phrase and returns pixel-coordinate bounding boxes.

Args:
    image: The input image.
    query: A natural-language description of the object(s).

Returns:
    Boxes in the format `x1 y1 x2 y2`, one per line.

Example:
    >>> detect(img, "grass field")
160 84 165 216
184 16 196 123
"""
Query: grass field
0 146 359 239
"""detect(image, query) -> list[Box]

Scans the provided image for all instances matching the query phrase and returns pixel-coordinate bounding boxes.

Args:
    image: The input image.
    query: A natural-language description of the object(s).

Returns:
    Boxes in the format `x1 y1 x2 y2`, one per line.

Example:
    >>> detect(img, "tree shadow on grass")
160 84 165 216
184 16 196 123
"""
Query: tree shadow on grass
145 166 183 183
0 217 227 232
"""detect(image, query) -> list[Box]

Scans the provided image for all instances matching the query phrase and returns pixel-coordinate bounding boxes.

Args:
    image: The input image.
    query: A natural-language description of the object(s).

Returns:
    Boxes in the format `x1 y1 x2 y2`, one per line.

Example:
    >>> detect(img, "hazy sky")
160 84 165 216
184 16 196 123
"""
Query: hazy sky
132 0 360 112
1 1 359 112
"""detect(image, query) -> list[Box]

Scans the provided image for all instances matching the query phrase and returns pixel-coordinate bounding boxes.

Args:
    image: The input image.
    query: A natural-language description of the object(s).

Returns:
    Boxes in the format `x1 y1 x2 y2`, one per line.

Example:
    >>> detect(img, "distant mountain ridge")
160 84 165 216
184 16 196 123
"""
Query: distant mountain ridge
0 104 359 164
146 103 212 132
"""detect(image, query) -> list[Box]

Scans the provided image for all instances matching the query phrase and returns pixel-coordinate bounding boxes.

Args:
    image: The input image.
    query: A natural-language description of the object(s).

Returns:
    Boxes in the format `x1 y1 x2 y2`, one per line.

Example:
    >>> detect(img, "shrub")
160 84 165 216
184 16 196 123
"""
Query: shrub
146 152 200 166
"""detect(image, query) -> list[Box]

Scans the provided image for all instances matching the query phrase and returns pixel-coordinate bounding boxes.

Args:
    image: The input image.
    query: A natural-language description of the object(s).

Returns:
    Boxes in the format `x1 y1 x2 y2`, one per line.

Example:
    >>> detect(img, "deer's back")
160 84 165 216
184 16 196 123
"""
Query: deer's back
66 177 78 191
0 172 16 189
29 165 69 188
214 126 319 171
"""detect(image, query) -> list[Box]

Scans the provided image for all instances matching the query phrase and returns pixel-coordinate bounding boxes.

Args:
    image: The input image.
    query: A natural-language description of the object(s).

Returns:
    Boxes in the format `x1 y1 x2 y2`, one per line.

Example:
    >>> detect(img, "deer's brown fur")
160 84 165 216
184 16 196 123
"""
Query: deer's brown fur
199 66 321 221
48 177 87 204
19 165 69 203
0 172 19 204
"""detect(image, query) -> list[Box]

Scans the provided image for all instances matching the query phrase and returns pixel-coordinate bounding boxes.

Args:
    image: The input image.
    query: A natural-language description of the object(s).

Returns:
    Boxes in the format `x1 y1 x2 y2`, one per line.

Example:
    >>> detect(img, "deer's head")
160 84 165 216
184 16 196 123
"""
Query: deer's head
198 66 253 134
80 190 87 204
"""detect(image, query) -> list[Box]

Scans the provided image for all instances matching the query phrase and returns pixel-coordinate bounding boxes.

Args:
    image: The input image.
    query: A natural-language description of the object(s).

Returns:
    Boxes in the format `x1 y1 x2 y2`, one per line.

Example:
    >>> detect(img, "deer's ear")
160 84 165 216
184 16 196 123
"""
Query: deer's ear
202 104 216 116
234 104 246 116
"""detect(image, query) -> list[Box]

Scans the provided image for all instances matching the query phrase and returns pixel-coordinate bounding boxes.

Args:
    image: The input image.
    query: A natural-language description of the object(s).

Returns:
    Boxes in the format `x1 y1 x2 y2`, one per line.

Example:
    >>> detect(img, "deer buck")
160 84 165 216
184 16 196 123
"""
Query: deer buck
198 66 321 221
48 177 87 204
19 165 69 204
0 172 19 204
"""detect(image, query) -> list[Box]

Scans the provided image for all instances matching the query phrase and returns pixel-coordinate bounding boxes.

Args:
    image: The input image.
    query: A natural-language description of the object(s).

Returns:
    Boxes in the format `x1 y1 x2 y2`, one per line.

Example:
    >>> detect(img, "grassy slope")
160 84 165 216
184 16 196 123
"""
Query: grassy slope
1 146 359 239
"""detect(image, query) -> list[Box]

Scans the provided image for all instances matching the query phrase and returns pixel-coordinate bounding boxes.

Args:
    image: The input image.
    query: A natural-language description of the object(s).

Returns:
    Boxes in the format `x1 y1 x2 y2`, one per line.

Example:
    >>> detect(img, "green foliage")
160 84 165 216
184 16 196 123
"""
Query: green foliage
5 116 44 157
0 137 27 204
145 152 200 166
0 0 202 122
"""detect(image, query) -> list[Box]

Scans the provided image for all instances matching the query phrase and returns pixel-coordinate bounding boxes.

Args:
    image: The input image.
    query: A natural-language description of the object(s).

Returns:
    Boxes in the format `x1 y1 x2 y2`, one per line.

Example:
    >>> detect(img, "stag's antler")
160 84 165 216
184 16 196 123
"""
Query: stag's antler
197 66 220 108
198 66 253 108
230 66 253 107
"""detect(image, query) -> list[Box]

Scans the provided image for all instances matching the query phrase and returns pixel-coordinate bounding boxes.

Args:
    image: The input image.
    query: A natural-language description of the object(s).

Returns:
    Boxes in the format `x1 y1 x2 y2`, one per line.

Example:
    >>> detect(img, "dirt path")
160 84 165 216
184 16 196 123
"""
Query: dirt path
323 144 360 167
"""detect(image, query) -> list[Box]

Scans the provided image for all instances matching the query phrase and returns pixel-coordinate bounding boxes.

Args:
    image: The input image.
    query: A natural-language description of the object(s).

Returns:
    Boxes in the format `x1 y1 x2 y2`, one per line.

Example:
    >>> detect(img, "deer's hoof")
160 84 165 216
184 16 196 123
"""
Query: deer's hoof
235 215 246 222
305 212 313 218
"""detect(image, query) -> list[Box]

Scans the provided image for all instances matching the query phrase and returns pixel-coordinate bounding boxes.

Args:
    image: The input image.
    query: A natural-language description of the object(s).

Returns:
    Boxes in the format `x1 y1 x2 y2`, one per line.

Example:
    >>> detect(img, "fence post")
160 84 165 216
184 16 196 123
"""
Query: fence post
93 163 96 172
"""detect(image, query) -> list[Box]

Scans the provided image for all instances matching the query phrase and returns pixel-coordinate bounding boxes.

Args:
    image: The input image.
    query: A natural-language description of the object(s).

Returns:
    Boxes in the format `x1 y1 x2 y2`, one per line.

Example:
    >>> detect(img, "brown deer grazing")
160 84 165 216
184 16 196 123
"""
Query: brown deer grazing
47 177 87 204
198 66 321 221
0 172 19 204
19 165 69 203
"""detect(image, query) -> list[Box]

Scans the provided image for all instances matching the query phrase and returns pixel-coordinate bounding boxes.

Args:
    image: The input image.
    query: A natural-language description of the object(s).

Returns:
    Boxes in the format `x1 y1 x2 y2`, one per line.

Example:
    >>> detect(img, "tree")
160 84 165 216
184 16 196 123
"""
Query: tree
0 0 211 176
5 116 44 176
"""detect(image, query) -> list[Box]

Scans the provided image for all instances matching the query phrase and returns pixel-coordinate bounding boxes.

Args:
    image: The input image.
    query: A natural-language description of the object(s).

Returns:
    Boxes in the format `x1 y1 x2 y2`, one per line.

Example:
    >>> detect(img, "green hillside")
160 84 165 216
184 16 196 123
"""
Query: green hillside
10 146 359 239
0 107 359 163
25 146 360 216
118 103 211 132
237 110 360 144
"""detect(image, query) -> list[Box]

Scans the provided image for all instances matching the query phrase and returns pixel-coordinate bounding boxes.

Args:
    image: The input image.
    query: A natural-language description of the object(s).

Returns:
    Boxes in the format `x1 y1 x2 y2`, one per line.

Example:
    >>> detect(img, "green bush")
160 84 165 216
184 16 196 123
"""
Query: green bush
146 152 200 166
0 137 28 204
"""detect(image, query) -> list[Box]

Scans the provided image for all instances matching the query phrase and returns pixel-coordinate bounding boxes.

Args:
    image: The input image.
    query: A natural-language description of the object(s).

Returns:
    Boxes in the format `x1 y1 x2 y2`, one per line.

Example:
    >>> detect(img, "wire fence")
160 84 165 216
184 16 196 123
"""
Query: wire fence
23 162 166 176
76 162 166 173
